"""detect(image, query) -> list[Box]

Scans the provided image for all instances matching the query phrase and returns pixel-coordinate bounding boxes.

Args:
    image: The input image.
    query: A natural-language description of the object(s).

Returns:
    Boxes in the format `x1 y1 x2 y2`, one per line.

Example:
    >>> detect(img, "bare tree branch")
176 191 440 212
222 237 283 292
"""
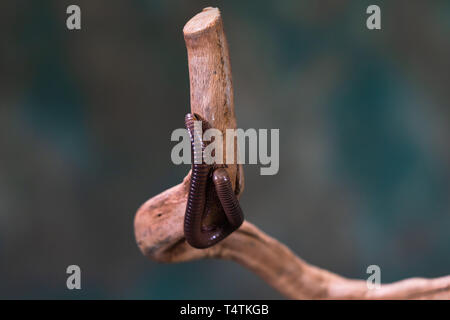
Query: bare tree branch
134 7 450 300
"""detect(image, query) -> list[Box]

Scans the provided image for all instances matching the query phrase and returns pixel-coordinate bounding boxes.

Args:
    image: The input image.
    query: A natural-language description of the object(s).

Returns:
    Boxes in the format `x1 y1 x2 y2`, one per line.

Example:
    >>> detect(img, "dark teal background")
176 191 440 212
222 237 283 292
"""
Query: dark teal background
0 0 449 298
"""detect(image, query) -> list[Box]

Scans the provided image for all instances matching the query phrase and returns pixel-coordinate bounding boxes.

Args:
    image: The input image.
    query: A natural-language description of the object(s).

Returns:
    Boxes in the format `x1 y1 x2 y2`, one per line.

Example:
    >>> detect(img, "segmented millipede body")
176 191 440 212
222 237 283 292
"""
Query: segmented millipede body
184 113 244 249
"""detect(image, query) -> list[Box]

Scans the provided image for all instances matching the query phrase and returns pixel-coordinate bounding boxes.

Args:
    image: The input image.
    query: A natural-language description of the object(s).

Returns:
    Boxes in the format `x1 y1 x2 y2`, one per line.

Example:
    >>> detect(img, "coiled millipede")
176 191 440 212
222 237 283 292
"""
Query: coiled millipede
184 113 244 249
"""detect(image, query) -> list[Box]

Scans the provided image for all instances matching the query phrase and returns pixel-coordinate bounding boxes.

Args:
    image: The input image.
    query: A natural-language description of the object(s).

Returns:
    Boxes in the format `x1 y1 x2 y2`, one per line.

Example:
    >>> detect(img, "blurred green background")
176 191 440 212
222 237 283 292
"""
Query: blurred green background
0 0 449 299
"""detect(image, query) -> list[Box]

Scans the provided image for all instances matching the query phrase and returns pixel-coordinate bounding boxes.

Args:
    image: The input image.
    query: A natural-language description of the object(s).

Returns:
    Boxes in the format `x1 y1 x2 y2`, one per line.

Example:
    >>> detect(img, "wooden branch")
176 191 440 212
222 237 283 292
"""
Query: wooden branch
183 7 243 196
134 7 450 300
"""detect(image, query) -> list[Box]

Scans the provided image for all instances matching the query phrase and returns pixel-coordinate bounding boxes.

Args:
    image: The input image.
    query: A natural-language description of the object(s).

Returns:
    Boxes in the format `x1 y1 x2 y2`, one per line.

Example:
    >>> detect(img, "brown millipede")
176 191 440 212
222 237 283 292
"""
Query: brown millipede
184 113 244 249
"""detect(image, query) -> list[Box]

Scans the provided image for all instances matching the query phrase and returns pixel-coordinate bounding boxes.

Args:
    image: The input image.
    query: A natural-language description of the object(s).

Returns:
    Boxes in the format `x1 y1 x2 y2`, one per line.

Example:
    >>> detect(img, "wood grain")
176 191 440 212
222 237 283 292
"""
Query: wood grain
184 7 241 194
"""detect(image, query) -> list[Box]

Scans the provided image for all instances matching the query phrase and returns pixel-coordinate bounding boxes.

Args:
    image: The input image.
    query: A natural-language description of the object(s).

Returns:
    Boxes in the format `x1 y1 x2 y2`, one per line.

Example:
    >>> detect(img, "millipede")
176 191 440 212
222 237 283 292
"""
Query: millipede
183 113 244 249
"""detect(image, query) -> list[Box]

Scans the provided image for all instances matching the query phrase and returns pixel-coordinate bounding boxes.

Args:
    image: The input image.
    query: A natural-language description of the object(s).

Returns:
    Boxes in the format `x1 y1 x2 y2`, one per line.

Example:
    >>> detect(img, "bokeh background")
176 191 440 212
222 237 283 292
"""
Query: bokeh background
0 0 449 299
